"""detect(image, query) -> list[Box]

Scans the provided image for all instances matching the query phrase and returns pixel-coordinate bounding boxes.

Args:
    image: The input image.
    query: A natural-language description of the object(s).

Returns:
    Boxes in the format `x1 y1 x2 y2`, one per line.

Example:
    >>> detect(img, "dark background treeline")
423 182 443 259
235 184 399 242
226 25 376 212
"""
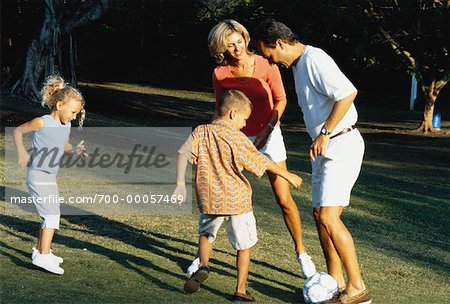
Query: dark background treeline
2 0 448 110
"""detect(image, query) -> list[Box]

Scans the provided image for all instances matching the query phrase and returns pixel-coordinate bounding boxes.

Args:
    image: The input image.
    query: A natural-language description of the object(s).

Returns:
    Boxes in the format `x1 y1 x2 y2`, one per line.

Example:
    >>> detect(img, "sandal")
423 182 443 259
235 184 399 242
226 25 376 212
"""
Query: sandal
184 266 210 294
233 290 255 302
339 289 372 304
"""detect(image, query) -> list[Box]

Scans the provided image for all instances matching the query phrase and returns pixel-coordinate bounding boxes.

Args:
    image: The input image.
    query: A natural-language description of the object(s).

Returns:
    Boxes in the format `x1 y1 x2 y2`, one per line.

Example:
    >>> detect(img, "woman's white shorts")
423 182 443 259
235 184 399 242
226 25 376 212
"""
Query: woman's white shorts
247 126 287 163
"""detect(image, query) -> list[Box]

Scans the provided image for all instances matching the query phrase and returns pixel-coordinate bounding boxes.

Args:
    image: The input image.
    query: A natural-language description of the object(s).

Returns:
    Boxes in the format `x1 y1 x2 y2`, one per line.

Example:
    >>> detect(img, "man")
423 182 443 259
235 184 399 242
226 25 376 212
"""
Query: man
255 19 371 304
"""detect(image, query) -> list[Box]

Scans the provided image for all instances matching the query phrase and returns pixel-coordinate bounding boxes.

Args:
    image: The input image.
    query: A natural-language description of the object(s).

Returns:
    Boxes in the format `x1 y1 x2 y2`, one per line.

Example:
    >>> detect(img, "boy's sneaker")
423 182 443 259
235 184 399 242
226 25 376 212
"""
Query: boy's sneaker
186 257 200 275
184 266 209 293
32 247 63 264
32 253 64 275
296 253 316 278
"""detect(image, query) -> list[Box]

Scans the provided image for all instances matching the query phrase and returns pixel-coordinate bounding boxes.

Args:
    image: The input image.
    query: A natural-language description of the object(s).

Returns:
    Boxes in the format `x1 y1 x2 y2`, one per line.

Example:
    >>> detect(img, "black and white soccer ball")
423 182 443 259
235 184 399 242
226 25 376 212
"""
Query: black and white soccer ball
303 272 338 303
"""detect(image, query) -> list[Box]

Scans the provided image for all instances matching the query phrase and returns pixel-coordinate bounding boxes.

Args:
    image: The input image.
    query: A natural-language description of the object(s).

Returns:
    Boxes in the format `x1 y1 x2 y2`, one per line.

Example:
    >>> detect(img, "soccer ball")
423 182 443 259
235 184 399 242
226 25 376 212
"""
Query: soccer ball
303 272 338 303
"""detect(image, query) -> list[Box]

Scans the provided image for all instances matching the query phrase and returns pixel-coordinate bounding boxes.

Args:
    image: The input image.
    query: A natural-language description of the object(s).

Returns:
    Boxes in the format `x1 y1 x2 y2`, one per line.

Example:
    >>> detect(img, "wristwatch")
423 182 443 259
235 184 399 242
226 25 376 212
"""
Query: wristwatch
320 125 331 136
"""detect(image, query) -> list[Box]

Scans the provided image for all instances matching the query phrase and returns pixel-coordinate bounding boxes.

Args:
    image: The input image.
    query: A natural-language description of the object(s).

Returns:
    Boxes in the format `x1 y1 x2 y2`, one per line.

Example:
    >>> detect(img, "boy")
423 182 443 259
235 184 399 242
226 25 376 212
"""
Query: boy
173 90 302 301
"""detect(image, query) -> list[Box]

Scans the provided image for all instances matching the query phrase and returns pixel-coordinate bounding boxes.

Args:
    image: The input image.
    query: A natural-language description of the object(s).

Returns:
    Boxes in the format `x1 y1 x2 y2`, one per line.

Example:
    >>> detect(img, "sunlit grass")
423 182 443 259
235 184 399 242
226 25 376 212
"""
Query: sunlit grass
1 83 449 303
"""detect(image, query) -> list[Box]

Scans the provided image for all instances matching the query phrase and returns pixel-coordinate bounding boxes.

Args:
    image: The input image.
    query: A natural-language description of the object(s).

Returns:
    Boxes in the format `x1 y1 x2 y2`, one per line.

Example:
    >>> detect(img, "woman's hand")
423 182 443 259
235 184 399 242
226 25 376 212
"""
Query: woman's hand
253 125 272 149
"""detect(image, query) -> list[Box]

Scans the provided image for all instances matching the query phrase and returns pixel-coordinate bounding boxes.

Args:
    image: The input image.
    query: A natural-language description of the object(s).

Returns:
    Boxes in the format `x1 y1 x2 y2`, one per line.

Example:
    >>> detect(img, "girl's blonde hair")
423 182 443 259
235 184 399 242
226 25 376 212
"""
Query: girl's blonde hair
40 75 86 128
207 19 252 65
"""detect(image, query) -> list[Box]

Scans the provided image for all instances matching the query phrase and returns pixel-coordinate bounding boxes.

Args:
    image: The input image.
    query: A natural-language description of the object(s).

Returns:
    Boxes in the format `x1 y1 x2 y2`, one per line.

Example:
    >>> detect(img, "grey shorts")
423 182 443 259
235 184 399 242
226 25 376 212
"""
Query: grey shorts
198 211 257 250
27 170 61 229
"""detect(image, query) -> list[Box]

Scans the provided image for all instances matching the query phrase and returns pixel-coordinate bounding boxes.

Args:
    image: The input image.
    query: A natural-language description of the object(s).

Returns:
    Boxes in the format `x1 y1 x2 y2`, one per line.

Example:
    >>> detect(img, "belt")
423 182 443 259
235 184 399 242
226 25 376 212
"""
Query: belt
330 125 356 139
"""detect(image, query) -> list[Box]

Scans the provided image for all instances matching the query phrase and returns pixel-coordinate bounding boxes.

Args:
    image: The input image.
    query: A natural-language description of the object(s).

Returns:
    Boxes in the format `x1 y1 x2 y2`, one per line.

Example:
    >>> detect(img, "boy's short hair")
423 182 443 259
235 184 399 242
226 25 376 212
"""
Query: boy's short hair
217 90 253 117
254 18 299 47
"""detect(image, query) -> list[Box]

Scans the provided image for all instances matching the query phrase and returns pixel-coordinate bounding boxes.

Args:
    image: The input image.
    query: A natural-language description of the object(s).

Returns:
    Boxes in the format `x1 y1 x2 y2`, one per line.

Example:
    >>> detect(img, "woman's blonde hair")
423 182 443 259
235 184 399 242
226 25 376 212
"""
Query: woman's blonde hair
207 19 252 65
40 75 86 129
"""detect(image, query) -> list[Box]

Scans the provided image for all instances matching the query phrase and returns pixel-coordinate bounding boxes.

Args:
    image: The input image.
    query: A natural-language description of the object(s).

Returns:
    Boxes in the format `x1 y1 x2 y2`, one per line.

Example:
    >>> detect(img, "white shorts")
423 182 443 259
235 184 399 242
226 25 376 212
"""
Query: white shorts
311 129 364 208
247 126 287 163
27 170 61 229
198 211 257 250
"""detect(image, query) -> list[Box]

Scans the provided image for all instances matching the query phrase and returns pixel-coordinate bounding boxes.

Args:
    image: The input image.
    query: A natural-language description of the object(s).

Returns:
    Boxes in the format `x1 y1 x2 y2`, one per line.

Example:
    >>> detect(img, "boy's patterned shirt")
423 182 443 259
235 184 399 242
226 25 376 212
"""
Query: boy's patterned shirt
178 119 271 215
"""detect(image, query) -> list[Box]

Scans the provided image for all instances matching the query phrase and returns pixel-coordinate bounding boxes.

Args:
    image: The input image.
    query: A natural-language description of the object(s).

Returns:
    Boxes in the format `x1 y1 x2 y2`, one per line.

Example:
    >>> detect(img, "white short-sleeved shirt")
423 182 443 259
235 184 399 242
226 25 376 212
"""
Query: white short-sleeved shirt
292 46 358 139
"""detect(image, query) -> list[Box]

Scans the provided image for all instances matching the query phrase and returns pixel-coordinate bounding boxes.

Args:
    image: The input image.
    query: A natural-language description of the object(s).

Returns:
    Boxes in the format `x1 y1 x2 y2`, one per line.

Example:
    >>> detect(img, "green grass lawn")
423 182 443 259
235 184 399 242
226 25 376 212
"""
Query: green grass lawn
1 82 449 303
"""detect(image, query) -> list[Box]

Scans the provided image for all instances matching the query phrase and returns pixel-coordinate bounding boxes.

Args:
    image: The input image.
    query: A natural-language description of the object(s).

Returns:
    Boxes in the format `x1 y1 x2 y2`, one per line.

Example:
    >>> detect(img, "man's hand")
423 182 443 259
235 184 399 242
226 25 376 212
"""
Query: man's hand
309 134 329 160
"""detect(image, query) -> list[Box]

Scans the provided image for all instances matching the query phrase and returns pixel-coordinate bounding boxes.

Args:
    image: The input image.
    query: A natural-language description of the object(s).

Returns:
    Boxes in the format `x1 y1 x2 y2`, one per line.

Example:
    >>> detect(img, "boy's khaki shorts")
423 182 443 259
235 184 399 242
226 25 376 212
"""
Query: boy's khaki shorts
198 211 257 250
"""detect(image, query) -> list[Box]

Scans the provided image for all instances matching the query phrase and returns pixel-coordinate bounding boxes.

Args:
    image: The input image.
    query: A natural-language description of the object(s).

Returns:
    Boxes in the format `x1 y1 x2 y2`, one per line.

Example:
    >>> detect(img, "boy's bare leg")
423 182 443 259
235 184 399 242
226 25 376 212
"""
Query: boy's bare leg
236 248 251 294
198 235 213 268
314 208 345 289
39 227 54 254
318 206 366 296
267 160 305 254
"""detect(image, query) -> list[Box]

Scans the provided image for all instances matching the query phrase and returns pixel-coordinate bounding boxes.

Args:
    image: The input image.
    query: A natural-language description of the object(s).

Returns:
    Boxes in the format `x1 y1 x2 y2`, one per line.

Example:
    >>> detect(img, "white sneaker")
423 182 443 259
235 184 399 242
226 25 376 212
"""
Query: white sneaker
186 257 200 275
32 247 63 264
32 253 64 275
296 253 316 278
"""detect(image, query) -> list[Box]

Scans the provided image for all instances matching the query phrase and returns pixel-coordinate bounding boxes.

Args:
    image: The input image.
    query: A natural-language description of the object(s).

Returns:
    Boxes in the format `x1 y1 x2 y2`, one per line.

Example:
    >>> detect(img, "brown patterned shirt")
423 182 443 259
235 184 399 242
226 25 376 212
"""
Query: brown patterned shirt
179 120 271 215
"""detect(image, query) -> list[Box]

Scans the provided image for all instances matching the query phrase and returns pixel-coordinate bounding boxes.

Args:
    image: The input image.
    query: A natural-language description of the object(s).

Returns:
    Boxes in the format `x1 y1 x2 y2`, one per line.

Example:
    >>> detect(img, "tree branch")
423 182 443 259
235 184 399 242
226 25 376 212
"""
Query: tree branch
364 1 421 79
63 0 110 34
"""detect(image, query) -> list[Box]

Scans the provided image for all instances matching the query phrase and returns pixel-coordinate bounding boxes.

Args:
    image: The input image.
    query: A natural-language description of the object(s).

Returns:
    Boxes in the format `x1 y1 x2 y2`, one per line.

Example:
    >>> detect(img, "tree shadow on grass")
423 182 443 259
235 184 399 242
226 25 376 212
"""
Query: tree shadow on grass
62 213 301 300
0 209 300 302
79 85 214 127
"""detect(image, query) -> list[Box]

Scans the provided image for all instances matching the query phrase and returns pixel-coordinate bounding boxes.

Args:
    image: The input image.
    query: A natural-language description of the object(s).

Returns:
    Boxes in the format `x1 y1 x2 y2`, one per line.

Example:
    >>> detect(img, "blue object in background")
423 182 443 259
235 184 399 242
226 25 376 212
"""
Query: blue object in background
432 112 441 129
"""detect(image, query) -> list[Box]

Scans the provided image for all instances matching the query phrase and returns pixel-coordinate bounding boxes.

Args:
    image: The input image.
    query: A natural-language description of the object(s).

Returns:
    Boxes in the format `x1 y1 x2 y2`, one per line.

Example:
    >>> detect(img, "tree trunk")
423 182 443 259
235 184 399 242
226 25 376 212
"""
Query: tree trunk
6 0 110 102
9 0 63 101
415 79 447 133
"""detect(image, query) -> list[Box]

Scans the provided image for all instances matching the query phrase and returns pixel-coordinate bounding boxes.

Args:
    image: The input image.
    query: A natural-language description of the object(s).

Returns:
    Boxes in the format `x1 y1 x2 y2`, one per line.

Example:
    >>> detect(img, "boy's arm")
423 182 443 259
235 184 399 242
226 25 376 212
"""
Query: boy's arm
266 162 302 189
240 136 302 189
13 117 44 169
172 152 188 203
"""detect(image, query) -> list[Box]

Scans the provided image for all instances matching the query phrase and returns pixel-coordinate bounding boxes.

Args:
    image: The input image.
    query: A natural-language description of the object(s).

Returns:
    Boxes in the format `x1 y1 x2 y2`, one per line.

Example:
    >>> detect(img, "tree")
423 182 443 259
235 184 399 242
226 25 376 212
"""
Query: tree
4 0 110 101
363 0 449 132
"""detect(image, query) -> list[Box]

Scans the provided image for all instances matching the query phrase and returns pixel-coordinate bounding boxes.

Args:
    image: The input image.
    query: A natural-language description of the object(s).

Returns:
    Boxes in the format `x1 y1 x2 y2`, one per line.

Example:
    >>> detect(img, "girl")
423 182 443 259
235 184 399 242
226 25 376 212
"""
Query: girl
13 75 87 275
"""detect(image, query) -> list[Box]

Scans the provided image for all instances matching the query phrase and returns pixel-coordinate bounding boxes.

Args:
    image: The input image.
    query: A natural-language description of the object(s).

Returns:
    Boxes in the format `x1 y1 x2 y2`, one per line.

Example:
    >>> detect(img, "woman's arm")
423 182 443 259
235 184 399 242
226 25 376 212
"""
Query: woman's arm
212 72 223 120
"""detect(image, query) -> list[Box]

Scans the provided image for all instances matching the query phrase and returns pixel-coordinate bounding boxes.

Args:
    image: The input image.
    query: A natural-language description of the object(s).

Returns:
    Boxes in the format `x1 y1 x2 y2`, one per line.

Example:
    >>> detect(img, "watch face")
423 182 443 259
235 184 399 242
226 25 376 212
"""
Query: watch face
321 127 329 135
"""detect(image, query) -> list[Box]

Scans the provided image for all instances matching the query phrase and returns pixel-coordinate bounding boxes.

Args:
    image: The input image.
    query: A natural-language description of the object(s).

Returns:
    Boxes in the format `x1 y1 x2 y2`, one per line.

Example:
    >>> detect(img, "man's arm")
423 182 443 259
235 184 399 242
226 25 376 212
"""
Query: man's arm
309 92 357 160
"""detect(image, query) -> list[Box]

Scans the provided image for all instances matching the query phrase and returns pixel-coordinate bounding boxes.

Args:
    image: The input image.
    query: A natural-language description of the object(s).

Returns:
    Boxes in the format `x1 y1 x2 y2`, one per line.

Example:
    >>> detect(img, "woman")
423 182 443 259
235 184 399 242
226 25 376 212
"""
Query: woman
187 19 316 279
